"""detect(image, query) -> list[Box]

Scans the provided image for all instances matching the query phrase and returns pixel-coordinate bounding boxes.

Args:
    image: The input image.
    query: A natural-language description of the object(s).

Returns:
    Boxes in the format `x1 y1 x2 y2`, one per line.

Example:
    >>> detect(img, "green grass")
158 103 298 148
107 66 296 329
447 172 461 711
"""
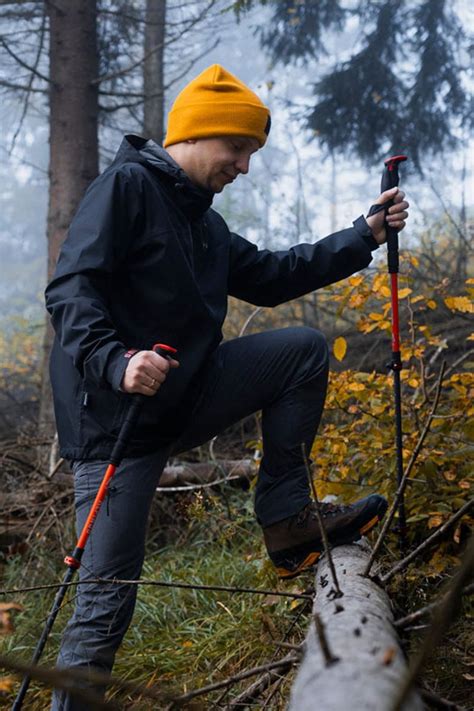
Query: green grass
3 488 470 709
1 491 308 709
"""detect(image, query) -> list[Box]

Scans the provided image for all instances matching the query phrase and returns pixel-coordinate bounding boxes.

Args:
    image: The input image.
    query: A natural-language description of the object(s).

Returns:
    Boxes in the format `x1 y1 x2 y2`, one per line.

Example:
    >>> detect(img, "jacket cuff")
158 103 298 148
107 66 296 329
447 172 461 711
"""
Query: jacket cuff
107 348 136 392
353 215 379 251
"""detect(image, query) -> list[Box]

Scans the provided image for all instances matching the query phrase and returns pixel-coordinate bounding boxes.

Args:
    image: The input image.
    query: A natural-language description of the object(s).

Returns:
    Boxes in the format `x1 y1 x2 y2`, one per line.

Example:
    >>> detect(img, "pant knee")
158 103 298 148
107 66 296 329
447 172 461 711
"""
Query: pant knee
287 327 329 378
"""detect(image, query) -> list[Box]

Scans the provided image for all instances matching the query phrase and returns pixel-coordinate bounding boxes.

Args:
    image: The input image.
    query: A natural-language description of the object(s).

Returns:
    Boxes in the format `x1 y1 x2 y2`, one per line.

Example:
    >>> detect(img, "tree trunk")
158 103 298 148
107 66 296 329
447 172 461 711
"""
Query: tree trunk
289 540 424 711
143 0 166 143
38 0 99 438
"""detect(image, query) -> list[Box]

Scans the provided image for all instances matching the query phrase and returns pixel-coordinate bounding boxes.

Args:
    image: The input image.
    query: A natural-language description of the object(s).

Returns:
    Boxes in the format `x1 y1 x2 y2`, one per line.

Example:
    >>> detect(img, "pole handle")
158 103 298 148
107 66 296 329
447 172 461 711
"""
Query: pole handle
110 343 178 464
381 155 407 274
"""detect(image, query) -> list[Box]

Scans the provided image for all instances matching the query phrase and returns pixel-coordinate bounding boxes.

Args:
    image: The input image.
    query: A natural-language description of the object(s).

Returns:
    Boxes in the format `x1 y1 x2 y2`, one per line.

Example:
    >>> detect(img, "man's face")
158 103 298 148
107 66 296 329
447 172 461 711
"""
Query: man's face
184 136 260 193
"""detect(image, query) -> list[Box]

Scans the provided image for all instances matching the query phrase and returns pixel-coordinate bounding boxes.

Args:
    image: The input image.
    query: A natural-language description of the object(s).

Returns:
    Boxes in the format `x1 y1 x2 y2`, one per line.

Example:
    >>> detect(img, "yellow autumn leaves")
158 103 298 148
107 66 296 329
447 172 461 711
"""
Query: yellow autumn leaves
333 336 347 362
332 270 473 362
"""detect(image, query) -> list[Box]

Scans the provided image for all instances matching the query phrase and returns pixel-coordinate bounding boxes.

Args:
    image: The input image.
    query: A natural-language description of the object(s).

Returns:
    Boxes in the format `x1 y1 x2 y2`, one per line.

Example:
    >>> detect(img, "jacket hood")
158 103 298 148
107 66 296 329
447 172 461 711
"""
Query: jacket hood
113 134 214 220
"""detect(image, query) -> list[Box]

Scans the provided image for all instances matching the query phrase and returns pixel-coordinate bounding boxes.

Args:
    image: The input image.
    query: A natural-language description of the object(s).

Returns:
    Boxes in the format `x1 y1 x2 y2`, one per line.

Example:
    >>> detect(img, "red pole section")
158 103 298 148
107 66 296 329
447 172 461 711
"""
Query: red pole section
64 463 117 568
78 464 116 549
390 273 401 355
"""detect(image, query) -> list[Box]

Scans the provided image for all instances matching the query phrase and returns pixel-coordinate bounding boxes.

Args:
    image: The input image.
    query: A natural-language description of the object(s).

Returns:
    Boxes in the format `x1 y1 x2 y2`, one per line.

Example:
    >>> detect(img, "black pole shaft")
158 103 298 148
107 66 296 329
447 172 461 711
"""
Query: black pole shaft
12 566 76 710
381 155 408 554
12 343 176 710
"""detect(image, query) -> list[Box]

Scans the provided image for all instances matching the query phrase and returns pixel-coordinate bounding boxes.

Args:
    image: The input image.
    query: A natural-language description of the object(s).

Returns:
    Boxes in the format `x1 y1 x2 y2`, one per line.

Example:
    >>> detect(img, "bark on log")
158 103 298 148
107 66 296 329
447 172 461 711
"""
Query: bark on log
289 540 424 711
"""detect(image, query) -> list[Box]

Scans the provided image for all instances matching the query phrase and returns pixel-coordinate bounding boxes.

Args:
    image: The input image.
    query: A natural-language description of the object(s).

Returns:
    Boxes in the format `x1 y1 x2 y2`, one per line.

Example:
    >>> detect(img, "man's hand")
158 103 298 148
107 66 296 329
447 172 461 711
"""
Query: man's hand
121 350 180 396
366 187 409 245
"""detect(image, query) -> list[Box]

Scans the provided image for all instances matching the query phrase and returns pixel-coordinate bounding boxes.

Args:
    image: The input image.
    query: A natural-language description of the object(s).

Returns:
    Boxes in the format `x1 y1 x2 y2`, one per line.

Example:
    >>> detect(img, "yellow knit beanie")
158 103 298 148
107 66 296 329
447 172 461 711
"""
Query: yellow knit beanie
163 64 271 148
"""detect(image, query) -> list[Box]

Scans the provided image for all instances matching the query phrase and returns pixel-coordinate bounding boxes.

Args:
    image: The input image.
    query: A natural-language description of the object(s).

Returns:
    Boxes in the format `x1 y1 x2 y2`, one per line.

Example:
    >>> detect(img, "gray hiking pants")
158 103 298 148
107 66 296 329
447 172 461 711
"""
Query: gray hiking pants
51 327 328 709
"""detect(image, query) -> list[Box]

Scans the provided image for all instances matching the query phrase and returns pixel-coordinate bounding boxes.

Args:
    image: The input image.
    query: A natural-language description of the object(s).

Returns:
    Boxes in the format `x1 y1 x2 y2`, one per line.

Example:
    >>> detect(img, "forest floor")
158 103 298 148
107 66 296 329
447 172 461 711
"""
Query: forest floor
0 427 472 710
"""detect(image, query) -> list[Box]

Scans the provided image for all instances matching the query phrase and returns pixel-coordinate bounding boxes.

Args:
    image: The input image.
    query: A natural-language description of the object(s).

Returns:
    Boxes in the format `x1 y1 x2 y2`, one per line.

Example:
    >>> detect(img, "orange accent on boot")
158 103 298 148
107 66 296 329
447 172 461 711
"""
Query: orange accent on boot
275 551 321 580
360 515 379 535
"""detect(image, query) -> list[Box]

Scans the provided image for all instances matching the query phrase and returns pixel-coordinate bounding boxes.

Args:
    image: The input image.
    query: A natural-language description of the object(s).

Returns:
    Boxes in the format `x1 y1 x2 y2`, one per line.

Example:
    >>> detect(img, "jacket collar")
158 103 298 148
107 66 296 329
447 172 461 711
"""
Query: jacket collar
115 134 214 220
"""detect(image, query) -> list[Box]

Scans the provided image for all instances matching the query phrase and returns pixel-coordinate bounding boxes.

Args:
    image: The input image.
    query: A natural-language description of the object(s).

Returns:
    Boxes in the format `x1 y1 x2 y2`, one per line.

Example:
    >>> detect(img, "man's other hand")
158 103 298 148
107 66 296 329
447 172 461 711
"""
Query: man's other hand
120 350 180 396
366 187 409 245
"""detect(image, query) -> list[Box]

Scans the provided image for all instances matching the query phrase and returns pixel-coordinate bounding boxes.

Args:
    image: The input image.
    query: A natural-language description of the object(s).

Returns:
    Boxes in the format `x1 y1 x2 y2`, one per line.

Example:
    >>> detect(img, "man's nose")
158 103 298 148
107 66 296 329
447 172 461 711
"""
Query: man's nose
235 154 251 175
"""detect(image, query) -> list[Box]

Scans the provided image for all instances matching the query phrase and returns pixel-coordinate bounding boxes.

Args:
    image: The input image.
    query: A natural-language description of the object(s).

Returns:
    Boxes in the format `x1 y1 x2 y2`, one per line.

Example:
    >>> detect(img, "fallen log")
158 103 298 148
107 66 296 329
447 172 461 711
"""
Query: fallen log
288 539 424 711
157 459 255 489
44 459 255 490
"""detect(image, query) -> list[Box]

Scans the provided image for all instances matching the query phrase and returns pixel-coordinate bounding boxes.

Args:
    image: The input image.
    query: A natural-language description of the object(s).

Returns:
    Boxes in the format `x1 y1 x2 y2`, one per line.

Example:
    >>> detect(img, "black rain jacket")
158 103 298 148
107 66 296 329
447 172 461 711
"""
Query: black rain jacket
45 135 378 460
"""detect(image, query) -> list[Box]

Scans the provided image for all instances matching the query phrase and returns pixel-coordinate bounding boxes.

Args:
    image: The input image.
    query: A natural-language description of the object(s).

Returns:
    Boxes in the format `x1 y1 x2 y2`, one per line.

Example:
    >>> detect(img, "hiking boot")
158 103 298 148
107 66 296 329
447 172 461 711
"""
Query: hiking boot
263 494 388 580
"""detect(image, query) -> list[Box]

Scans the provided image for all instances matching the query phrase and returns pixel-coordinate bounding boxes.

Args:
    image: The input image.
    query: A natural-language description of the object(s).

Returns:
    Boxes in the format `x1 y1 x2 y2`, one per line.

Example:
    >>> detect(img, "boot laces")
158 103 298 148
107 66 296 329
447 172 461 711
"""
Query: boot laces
295 501 351 526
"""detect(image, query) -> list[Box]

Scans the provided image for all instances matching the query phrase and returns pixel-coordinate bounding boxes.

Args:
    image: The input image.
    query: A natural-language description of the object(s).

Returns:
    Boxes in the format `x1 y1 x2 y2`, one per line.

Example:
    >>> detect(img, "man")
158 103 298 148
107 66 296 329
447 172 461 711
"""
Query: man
46 64 408 708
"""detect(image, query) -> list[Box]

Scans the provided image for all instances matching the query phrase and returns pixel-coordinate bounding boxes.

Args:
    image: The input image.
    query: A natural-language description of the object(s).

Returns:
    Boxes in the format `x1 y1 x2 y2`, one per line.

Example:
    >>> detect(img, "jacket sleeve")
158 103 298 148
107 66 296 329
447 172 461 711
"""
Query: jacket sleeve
45 168 140 391
228 216 379 307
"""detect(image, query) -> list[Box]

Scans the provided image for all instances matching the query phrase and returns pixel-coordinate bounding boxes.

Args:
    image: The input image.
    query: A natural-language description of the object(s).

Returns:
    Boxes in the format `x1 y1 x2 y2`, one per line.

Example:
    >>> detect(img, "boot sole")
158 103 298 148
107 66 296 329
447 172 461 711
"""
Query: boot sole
273 512 383 580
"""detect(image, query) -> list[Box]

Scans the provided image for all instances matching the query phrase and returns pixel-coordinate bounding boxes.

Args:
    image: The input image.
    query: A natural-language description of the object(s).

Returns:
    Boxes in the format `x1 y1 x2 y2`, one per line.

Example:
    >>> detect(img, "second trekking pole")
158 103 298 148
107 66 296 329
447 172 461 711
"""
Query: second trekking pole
369 155 408 553
382 154 408 553
12 343 177 711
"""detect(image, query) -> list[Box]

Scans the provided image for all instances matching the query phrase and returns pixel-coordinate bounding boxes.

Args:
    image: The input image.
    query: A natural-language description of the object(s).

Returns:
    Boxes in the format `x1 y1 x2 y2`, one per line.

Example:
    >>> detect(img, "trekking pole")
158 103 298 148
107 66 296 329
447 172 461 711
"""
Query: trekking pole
12 343 177 710
381 155 408 553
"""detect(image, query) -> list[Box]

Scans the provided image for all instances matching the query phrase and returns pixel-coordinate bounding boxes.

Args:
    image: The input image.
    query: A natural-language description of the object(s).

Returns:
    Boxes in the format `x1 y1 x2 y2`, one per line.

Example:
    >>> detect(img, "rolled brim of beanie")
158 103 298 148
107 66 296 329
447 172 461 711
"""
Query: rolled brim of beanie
164 101 270 148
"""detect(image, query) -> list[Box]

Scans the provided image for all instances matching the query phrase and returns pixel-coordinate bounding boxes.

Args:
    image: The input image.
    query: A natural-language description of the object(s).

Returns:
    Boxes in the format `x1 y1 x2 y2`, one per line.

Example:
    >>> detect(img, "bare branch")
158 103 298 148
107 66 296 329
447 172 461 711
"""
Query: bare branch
169 652 299 707
227 663 295 708
419 683 467 711
390 536 474 711
436 348 474 382
9 3 47 150
94 0 218 86
395 582 474 629
380 498 473 585
303 445 343 598
0 0 42 5
363 362 446 577
239 306 262 337
0 143 48 174
0 656 118 710
313 612 339 666
155 473 248 492
429 181 472 250
163 36 220 90
0 35 50 83
0 652 167 708
0 576 314 602
0 78 46 93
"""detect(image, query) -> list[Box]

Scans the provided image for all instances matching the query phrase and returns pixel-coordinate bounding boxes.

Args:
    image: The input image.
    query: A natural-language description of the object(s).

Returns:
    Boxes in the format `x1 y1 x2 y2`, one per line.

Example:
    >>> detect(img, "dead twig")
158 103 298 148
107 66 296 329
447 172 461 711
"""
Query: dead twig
0 577 313 602
380 498 473 585
0 655 119 710
261 675 286 709
0 35 51 83
419 683 466 710
155 473 249 492
394 582 474 629
363 362 446 577
227 667 290 709
302 444 343 598
239 307 262 337
438 348 474 382
168 652 298 707
0 648 176 706
390 536 474 711
313 612 339 666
